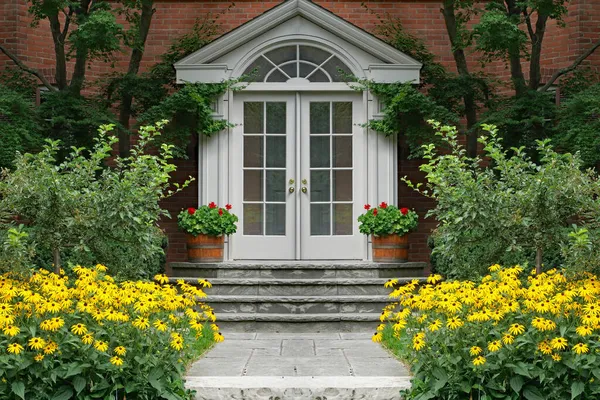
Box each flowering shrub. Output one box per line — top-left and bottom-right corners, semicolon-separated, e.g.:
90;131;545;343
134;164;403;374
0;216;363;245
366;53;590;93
0;266;221;399
178;202;238;236
358;202;418;236
375;266;600;399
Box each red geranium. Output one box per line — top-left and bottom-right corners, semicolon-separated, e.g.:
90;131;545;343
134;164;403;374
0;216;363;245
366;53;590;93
187;207;196;215
208;202;217;209
364;204;371;210
372;208;378;216
218;208;224;216
400;207;409;215
379;202;388;209
225;204;232;210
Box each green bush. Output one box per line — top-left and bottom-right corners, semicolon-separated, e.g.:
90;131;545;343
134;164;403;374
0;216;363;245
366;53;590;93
0;121;192;279
407;121;600;279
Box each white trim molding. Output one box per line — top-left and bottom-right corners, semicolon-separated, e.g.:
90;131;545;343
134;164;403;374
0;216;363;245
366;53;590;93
174;0;421;85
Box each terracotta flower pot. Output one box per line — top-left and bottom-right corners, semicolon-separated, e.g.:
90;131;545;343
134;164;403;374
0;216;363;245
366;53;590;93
186;234;224;263
372;234;409;263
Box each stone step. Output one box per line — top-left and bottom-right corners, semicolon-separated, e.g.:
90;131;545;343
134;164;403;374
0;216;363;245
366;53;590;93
170;261;426;279
173;277;420;296
208;295;389;314
214;313;383;333
186;376;410;400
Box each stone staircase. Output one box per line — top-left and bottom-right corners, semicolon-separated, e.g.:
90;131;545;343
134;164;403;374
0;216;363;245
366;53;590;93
170;261;427;332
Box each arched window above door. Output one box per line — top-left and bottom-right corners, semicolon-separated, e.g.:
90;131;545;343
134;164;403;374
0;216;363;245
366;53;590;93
242;45;353;83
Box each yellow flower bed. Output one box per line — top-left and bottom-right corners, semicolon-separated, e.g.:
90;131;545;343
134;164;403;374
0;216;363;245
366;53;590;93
0;265;220;400
376;266;600;399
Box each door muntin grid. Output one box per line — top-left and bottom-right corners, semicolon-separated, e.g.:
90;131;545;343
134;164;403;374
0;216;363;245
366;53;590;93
309;101;353;236
243;102;287;236
242;45;353;83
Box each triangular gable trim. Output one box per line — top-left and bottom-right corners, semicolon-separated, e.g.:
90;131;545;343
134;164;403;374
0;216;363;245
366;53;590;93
175;0;422;68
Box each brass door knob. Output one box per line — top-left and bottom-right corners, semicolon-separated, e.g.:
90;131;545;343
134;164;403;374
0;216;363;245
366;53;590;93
301;187;307;193
289;187;295;193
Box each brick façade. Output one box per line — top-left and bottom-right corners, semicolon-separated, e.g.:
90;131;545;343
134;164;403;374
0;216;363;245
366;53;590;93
1;0;599;267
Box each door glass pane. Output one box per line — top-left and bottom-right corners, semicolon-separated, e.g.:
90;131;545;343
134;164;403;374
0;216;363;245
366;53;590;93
244;102;263;133
266;137;286;167
244;204;263;235
322;56;352;82
299;62;315;78
244;136;263;168
243;57;272;82
244;170;263;201
280;63;297;79
310;102;330;134
266;69;288;82
311;204;330;236
310;136;330;168
265;46;296;65
332;136;352;167
333;170;352;201
299;46;331;65
333;102;352;133
266;170;286;202
333;204;352;235
310;170;330;202
266;204;286;235
308;69;329;83
267;103;287;134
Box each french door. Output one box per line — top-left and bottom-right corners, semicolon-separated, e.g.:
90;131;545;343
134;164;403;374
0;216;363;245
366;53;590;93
231;92;365;260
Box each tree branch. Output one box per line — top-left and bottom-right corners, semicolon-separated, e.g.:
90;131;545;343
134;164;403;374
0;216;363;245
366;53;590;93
539;38;600;92
523;9;535;42
0;44;57;91
61;7;74;41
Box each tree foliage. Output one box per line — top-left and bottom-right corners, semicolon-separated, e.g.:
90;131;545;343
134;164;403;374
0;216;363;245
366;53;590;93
407;121;600;279
0;121;192;279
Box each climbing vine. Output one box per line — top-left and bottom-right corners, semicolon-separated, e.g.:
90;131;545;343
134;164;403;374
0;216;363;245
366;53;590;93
137;80;242;158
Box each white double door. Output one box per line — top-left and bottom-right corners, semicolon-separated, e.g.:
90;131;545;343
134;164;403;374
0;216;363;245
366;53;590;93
231;92;365;260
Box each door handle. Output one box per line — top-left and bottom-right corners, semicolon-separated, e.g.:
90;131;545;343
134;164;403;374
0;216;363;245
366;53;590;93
289;187;295;193
301;179;308;194
301;187;307;193
289;178;295;193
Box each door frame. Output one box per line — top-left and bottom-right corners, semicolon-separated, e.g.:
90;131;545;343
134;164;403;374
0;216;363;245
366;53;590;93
199;88;398;261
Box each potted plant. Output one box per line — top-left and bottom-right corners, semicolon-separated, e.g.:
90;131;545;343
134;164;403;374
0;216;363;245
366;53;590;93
178;202;238;263
358;202;418;263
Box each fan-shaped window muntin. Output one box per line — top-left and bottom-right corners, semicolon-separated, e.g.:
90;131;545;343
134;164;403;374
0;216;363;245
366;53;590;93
243;45;352;83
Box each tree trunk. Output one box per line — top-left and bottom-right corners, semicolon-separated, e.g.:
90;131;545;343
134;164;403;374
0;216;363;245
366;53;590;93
52;247;61;274
118;0;155;157
505;0;527;96
441;0;479;157
48;14;67;90
528;14;548;90
69;47;88;96
535;247;543;275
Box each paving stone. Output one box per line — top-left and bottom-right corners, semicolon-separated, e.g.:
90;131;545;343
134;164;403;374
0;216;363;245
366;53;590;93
244;355;297;376
349;358;410;377
187;358;246;376
281;339;315;357
293;356;352;376
342;345;391;358
220;332;257;340
339;332;373;340
256;332;341;339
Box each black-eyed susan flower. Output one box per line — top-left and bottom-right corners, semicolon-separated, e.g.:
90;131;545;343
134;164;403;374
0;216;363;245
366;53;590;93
550;337;568;350
154;274;169;285
81;334;94;345
114;346;126;356
470;346;482;356
7;343;23;354
502;334;514;345
132;317;150;330
446;317;463;330
487;340;502;352
28;337;46;350
576;325;593;337
213;332;224;343
71;323;87;336
34;354;44;362
472;356;486;366
94;340;108;352
508;323;525;335
572;343;589;355
110;356;124;366
3;325;19;336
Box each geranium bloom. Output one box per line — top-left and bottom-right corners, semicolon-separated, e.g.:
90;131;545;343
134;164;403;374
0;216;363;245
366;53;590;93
400;207;409;215
364;204;371;210
208;202;217;209
218;208;223;216
372;208;378;216
187;207;196;215
225;204;232;210
379;202;388;209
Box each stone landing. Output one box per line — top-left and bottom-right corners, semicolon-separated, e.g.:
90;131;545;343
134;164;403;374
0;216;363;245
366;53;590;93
186;332;411;400
170;261;427;332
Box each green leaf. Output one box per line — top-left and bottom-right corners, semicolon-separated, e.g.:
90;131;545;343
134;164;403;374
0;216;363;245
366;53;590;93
510;375;524;393
523;385;544;400
148;367;165;393
73;376;86;394
507;362;532;378
572;381;585;399
11;381;25;400
51;386;74;400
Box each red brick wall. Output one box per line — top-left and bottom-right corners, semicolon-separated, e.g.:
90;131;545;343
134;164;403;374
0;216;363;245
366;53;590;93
2;0;599;267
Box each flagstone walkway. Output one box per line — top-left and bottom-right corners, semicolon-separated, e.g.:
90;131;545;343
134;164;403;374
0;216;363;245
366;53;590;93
186;332;411;400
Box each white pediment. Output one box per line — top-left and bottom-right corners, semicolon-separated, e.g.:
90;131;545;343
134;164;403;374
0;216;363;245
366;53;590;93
174;0;421;85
